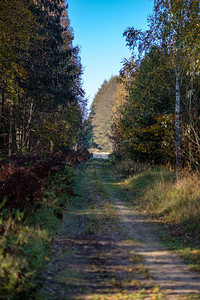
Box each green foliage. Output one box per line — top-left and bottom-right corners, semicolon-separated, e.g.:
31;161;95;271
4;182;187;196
34;105;83;152
111;48;175;163
0;0;87;155
0;165;75;299
0;0;34;84
111;0;200;169
77;118;94;150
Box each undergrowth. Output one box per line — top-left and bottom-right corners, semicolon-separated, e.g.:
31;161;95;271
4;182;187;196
113;157;200;273
110;156;153;178
0;164;75;300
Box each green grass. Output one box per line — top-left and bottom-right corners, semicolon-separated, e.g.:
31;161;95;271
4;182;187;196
0;166;75;300
121;167;175;202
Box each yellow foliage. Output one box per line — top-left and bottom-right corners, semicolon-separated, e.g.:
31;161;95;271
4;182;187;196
113;82;127;116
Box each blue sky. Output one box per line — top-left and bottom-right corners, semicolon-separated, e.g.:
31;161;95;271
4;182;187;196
68;0;154;107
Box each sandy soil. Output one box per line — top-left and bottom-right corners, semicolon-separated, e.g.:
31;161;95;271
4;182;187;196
115;200;200;298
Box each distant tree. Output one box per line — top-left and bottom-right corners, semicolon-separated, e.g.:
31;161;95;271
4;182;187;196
90;76;118;151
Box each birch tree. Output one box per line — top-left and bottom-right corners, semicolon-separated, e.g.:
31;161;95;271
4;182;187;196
123;0;200;170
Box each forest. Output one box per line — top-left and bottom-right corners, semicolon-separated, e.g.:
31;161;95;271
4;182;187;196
0;0;88;155
0;0;91;298
92;1;200;169
0;0;200;299
110;0;200;169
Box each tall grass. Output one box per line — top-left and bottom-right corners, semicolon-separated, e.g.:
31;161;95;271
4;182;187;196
121;167;200;235
119;165;200;271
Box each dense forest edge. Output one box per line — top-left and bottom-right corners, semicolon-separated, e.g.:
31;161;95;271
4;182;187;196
0;0;92;298
0;0;200;298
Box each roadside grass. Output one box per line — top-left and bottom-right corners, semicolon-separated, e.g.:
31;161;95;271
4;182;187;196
115;163;200;273
79;288;163;300
0;166;75;300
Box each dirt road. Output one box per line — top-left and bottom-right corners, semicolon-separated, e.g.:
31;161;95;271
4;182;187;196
92;152;110;159
37;159;200;299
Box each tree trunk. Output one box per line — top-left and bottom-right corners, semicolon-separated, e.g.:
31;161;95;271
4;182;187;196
24;102;34;151
8;102;17;155
188;78;193;169
0;89;5;136
175;59;181;170
0;90;5;152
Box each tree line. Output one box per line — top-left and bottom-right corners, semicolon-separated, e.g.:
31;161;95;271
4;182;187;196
90;76;118;151
111;0;200;170
0;0;87;155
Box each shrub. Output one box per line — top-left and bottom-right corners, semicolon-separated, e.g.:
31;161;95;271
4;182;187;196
0;150;90;212
0;167;43;210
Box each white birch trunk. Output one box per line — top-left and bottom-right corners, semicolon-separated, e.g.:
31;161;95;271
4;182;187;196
175;59;181;170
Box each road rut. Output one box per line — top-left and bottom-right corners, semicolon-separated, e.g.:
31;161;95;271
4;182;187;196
37;159;200;299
